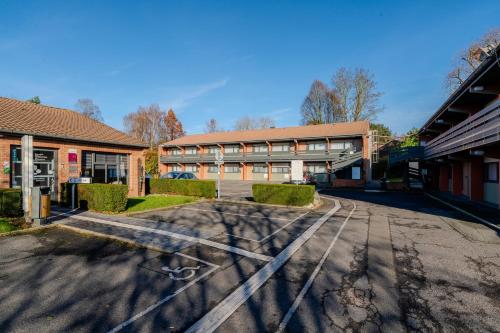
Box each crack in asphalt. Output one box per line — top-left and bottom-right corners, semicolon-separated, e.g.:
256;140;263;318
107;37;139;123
320;245;383;332
464;255;500;307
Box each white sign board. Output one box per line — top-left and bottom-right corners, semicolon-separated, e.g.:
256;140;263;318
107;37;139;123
291;160;303;182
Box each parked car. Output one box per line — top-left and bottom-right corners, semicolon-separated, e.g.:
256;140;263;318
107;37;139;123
160;171;198;180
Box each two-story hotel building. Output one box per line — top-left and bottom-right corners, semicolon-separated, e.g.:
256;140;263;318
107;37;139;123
159;121;371;187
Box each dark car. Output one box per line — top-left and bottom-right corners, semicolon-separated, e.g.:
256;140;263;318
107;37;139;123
160;171;197;180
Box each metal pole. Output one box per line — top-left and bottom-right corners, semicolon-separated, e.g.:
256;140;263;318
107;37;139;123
217;164;221;199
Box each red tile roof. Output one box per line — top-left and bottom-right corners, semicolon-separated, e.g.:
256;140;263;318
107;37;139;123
0;97;147;148
163;121;369;146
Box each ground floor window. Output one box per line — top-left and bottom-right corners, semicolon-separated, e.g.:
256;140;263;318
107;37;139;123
170;165;182;172
82;151;129;184
208;165;219;173
185;164;198;172
253;164;268;173
272;163;289;174
484;162;499;183
224;164;240;173
304;163;327;174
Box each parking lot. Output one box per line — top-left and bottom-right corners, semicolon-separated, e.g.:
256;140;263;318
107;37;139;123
1;191;499;332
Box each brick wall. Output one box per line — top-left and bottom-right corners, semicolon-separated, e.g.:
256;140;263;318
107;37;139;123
0;136;146;199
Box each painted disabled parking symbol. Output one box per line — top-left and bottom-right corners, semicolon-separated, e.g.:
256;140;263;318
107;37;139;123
161;265;201;281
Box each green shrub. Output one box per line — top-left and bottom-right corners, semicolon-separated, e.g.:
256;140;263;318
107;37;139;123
150;179;216;198
252;183;315;206
61;183;128;213
0;189;22;217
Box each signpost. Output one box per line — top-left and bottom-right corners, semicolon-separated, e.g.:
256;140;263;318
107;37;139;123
215;150;224;199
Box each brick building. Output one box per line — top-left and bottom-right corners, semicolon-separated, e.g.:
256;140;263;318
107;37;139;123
419;44;500;208
159;121;371;186
0;97;148;201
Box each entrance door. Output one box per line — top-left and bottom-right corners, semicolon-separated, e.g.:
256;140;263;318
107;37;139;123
33;149;57;201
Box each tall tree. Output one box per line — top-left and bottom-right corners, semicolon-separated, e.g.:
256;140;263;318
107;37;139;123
400;128;419;148
164;108;185;141
300;67;383;125
445;28;500;93
26;96;41;104
234;116;276;131
205;118;223;133
370;123;393;145
75;98;103;121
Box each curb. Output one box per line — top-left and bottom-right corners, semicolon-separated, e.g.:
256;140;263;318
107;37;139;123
0;223;57;237
425;192;500;232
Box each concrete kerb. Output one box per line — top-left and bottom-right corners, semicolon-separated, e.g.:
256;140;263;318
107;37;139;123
121;198;209;217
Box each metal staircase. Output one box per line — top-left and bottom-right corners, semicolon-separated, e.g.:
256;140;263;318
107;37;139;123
331;151;363;171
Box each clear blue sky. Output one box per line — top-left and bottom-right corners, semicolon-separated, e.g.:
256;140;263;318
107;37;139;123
1;1;499;135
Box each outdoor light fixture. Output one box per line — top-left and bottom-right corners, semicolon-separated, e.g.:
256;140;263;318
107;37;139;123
471;86;485;92
436;158;444;163
470;150;485;156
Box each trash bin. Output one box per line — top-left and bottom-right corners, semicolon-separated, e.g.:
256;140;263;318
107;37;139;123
31;186;51;225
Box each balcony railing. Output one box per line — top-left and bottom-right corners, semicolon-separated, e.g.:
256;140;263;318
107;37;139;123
424;100;500;159
160;149;363;164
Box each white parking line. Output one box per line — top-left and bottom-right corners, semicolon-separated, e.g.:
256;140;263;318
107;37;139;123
184;199;341;333
59;213;272;262
108;253;219;333
180;206;292;222
276;200;356;332
226;211;310;243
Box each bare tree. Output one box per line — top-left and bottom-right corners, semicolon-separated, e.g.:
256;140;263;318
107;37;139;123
75;98;103;121
123;105;185;148
445;28;500;93
205;118;224;133
234;116;276;130
301;68;382;125
300;80;332;125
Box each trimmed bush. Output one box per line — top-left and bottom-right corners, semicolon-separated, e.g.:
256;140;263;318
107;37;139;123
0;189;22;217
61;183;128;213
150;179;216;198
252;183;315;206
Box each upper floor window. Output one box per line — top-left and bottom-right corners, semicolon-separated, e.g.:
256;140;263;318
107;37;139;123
330;141;352;150
170;149;181;155
271;144;290;152
208;146;220;154
185;147;197;155
225;145;240;154
253;144;268;153
307;142;326;151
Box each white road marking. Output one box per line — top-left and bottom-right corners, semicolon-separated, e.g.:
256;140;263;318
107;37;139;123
59;213;272;262
276;200;356;332
107;253;220;332
180;206;292;221
184;199;341;333
425;193;500;232
226;211;310;243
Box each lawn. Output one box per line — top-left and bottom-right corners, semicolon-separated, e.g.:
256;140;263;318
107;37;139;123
125;195;197;213
0;217;19;234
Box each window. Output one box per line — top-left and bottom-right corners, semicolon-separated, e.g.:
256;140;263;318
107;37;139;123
208;165;219;173
171;165;181;172
225;145;240;154
208;146;220;154
170;149;181;155
253;144;268;153
185;164;198;172
307;142;326;151
224;164;240;173
82;151;129;184
185;147;197;155
272;163;289;174
330;141;352;150
272;144;290;152
253;164;268;173
305;164;326;174
484;162;499;183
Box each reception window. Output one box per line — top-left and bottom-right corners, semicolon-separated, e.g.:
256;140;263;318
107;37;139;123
82;151;129;184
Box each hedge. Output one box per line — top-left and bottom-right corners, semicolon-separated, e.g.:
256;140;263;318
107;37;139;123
150;179;216;198
61;183;128;213
252;183;315;206
0;189;22;217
